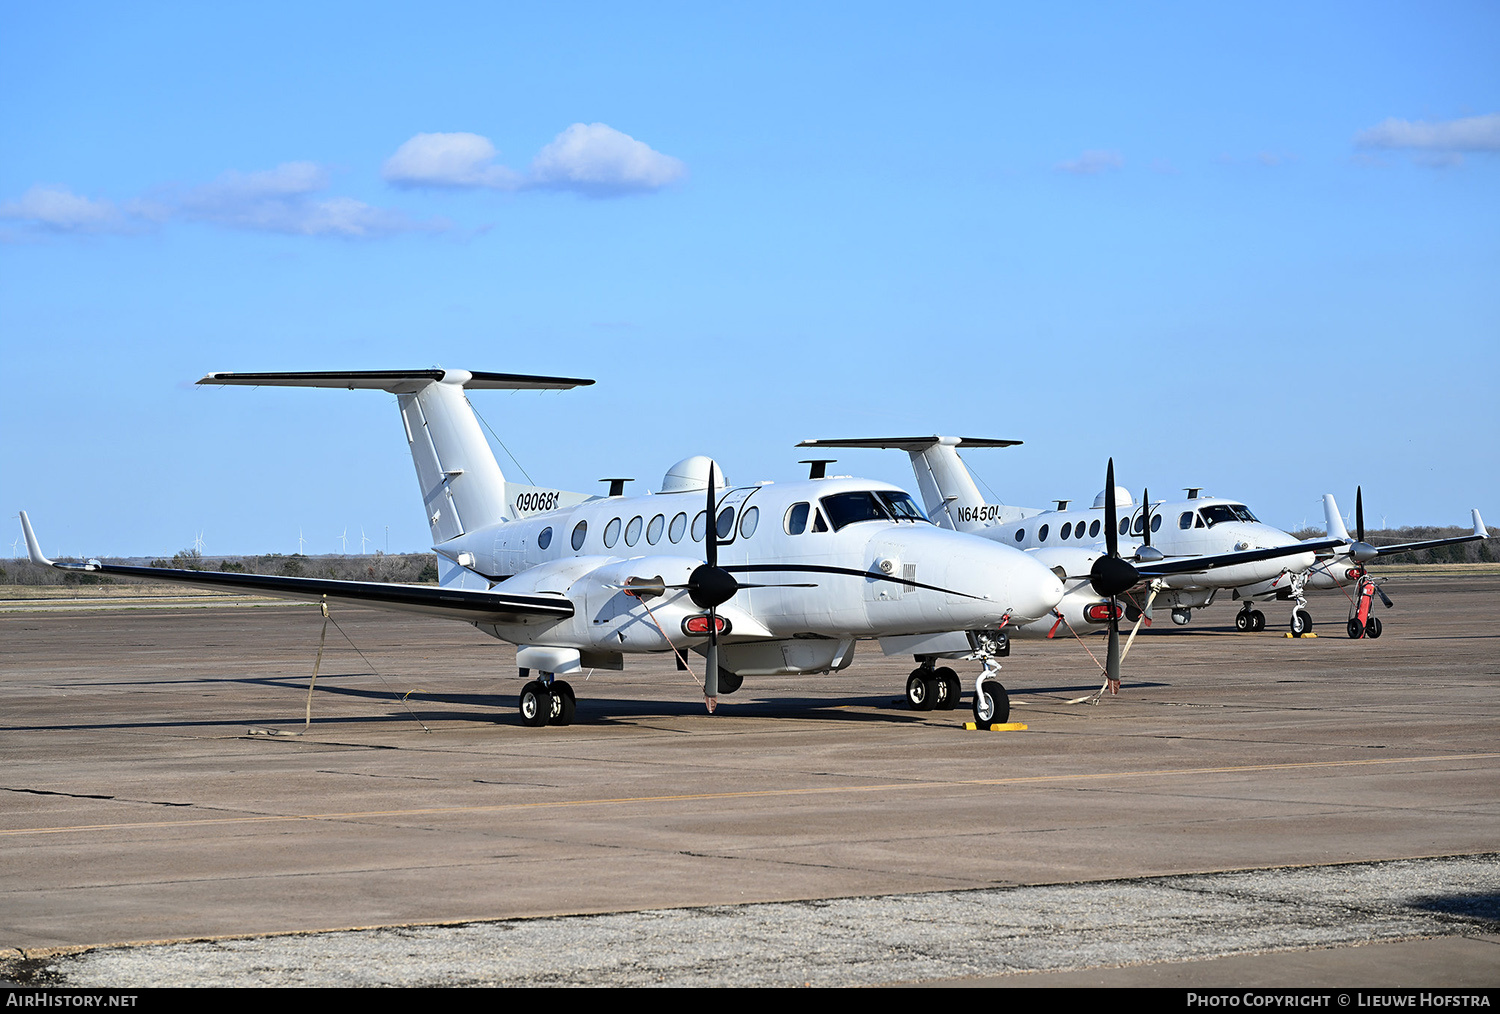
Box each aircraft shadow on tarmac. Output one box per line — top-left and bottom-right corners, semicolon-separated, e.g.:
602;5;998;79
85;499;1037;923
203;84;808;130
1408;890;1500;924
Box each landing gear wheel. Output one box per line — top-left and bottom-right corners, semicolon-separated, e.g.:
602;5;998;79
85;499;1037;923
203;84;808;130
519;681;552;728
934;667;962;710
716;668;743;695
973;680;1009;725
1235;610;1250;632
1249;610;1266;632
1290;610;1313;636
1347;618;1364;639
1365;617;1383;639
906;671;938;711
548;681;576;726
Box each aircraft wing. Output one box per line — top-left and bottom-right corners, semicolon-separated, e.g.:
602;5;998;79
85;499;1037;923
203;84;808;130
19;514;572;625
1370;510;1488;558
1132;539;1348;578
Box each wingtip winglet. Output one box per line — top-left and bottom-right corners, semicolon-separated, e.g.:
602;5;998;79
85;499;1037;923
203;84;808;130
18;511;53;567
1474;509;1488;540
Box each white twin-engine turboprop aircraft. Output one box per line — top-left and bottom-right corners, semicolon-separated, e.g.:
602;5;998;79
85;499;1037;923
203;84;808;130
20;370;1065;728
797;437;1353;642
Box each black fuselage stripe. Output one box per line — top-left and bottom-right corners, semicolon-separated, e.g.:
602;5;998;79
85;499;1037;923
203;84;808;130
724;563;981;600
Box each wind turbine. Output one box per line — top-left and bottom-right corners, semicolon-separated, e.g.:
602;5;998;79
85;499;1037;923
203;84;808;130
339;528;348;554
297;528;306;556
360;527;370;555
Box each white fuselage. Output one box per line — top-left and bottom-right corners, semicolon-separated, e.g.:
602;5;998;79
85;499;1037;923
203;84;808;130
433;476;1065;666
968;497;1312;637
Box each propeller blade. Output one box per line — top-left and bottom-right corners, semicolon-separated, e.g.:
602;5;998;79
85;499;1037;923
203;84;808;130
705;464;718;571
1105;597;1121;694
1090;458;1139;597
704;606;720;710
1376;584;1394;609
1356;487;1365;544
1104;458;1119;559
1142;487;1151;548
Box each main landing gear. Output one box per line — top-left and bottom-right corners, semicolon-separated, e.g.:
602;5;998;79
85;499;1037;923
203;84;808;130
906;665;962;711
907;643;1010;725
1235;604;1267;632
518;673;576;727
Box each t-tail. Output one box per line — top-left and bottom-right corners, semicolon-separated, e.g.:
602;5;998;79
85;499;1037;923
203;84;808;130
197;369;594;544
795;436;1036;532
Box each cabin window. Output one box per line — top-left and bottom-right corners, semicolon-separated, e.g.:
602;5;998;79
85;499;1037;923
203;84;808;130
647;514;665;545
1038;524;1049;542
740;506;760;538
1015;528;1026;542
669;512;688;543
716;507;735;539
625;516;643;547
1089;520;1100;538
538;527;552;550
1076;523;1087;540
1061;522;1072;540
1133;515;1144;535
786;502;810;535
1151;514;1162;533
691;511;707;542
603;518;621;548
1179;512;1193;530
1119;518;1130;536
570;521;587;551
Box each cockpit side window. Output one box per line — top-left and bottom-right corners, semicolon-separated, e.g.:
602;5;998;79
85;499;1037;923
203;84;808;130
785;502;810;535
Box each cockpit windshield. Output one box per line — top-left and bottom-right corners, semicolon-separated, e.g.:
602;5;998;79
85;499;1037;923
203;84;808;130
815;491;925;531
877;491;929;523
819;492;889;531
1199;503;1259;527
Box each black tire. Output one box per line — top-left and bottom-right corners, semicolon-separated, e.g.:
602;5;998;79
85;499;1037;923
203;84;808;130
716;668;743;694
519;681;552;728
972;680;1009;725
1235;611;1250;632
1366;616;1383;639
547;681;576;726
1290;610;1313;636
1347;618;1364;639
1249;610;1265;632
906;672;937;711
934;667;962;710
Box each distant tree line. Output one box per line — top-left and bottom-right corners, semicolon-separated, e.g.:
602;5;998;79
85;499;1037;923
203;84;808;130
1;551;440;587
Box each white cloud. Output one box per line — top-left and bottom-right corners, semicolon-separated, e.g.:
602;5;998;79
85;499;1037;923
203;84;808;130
382;124;686;197
529;123;686;195
1355;113;1500;153
0;185;131;233
382;132;524;189
1055;149;1124;175
178;162;445;237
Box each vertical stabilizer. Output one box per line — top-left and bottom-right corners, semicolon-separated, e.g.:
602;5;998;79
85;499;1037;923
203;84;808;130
198;369;593;544
795;436;1032;532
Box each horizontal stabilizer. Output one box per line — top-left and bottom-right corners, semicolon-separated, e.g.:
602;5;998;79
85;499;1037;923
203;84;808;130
797;436;1021;451
198;369;593;394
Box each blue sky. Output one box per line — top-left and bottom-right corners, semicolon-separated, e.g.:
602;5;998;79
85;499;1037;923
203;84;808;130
5;2;1497;557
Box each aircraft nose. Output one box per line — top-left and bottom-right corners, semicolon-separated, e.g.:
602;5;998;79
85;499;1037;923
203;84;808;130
943;537;1065;623
1006;552;1065;622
